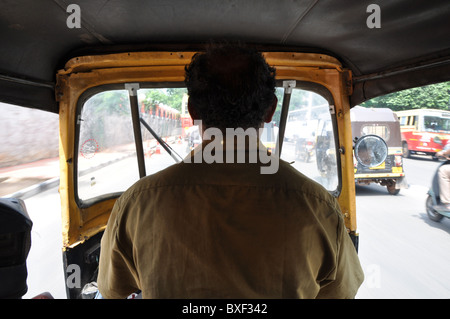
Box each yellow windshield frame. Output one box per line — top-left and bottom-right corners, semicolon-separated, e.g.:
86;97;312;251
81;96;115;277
56;51;356;248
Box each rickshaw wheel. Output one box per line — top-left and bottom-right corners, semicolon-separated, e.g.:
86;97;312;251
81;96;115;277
426;195;443;222
386;182;400;195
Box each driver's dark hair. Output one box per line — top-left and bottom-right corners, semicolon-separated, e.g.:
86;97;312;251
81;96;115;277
185;43;276;130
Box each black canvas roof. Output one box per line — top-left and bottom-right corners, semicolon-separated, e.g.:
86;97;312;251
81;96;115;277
1;0;449;113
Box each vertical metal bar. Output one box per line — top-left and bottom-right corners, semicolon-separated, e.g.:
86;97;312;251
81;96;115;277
275;80;296;156
139;117;182;163
125;83;146;178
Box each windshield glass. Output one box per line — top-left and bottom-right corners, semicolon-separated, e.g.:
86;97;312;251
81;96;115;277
77;88;190;201
423;115;450;133
275;88;339;191
77;86;339;201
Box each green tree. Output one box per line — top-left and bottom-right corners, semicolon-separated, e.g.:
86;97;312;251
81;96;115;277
88;90;129;116
361;81;450;111
142;88;186;113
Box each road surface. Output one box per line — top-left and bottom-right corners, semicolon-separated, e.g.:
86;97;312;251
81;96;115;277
355;155;450;298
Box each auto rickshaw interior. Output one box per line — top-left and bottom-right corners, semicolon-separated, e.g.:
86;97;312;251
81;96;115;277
0;1;449;299
59;52;352;298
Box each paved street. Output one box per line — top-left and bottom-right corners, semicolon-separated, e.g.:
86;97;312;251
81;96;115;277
355;156;450;298
22;186;66;299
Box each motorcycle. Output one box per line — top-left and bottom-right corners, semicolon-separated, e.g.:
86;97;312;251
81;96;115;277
295;136;315;163
425;159;450;222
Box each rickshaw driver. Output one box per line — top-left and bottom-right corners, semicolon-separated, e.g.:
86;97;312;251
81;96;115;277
97;44;364;299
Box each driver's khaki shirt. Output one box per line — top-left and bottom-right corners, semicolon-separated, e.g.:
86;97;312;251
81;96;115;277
98;141;364;299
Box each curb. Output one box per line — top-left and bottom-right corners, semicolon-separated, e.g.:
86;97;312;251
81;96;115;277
3;137;181;200
4;177;60;200
3;154;134;200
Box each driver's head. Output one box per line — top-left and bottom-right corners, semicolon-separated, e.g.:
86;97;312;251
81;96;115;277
185;43;277;131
